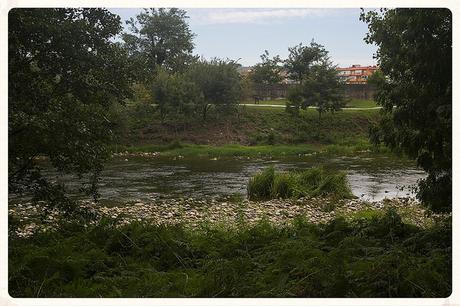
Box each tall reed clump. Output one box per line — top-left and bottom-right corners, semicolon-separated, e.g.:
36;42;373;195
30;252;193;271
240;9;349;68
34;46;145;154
247;166;275;200
248;166;354;200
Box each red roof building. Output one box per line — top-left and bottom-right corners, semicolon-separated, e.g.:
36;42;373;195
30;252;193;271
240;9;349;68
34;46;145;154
336;65;378;84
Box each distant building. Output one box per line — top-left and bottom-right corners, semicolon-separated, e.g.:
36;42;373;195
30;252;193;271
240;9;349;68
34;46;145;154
336;65;378;84
236;66;253;76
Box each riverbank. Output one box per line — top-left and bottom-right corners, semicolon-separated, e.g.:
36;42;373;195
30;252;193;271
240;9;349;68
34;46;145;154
112;142;386;159
120;106;380;147
9;198;451;298
9;196;441;238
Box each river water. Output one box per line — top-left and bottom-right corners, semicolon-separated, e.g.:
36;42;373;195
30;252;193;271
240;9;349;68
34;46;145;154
15;153;425;206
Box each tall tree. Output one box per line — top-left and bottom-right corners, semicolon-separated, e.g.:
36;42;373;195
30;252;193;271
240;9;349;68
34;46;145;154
285;42;345;119
122;8;196;81
250;51;283;84
248;50;283;100
186;59;242;121
151;69;200;124
284;41;328;83
8;8;131;210
360;8;452;212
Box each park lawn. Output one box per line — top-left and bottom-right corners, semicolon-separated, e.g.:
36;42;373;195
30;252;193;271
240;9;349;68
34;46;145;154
242;98;288;105
345;99;378;108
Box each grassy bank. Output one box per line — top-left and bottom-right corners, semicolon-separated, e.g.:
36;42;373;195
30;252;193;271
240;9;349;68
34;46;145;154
115;141;384;158
116;105;386;158
9;210;451;298
120;106;381;147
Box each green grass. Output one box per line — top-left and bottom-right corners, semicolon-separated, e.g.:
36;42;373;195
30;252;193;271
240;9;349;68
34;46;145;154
242;107;379;145
345;99;378;108
9;211;451;297
248;167;354;200
117;141;386;158
120;105;382;148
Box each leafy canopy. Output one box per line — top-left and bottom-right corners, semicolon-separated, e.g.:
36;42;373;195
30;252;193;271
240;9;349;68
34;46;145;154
285;42;345;119
185;59;242;120
122;8;196;80
284;41;328;83
151;69;200;124
249;50;283;86
360;8;452;212
8;8;132;209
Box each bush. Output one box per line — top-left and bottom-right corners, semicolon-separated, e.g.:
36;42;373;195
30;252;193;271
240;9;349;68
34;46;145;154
248;167;353;200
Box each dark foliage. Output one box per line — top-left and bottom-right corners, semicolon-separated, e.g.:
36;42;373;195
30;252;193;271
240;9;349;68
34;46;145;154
361;9;452;212
285;41;345;119
9;211;451;297
122;8;196;81
8;9;132;208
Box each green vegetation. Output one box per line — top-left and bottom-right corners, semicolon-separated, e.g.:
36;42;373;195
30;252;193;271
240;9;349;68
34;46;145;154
344;99;377;108
361;9;451;212
119;106;381;148
122;8;196;79
285;41;345;119
8;7;451;299
246;50;283;101
248;167;353;200
9;210;451;297
8;8;132;207
185;59;242;120
118;142;383;159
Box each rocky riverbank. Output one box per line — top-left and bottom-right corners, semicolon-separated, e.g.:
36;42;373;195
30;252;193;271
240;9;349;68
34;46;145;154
9;196;443;238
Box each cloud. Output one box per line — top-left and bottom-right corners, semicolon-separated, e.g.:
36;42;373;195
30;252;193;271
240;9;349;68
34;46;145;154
188;8;337;25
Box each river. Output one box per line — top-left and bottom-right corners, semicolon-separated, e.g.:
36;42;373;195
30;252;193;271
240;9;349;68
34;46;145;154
11;153;425;206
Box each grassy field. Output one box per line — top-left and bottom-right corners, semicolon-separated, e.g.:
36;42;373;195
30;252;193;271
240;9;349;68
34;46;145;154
9;210;451;298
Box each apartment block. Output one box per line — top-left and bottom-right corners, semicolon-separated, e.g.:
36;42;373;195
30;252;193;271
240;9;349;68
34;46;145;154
336;65;378;84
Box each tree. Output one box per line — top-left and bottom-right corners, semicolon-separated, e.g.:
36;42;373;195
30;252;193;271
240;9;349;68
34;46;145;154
285;42;345;120
8;8;132;210
284;41;328;83
151;69;200;125
185;59;242;121
122;8;196;81
249;51;283;100
360;8;452;212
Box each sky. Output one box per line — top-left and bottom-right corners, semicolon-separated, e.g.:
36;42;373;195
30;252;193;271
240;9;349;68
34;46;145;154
109;8;378;68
